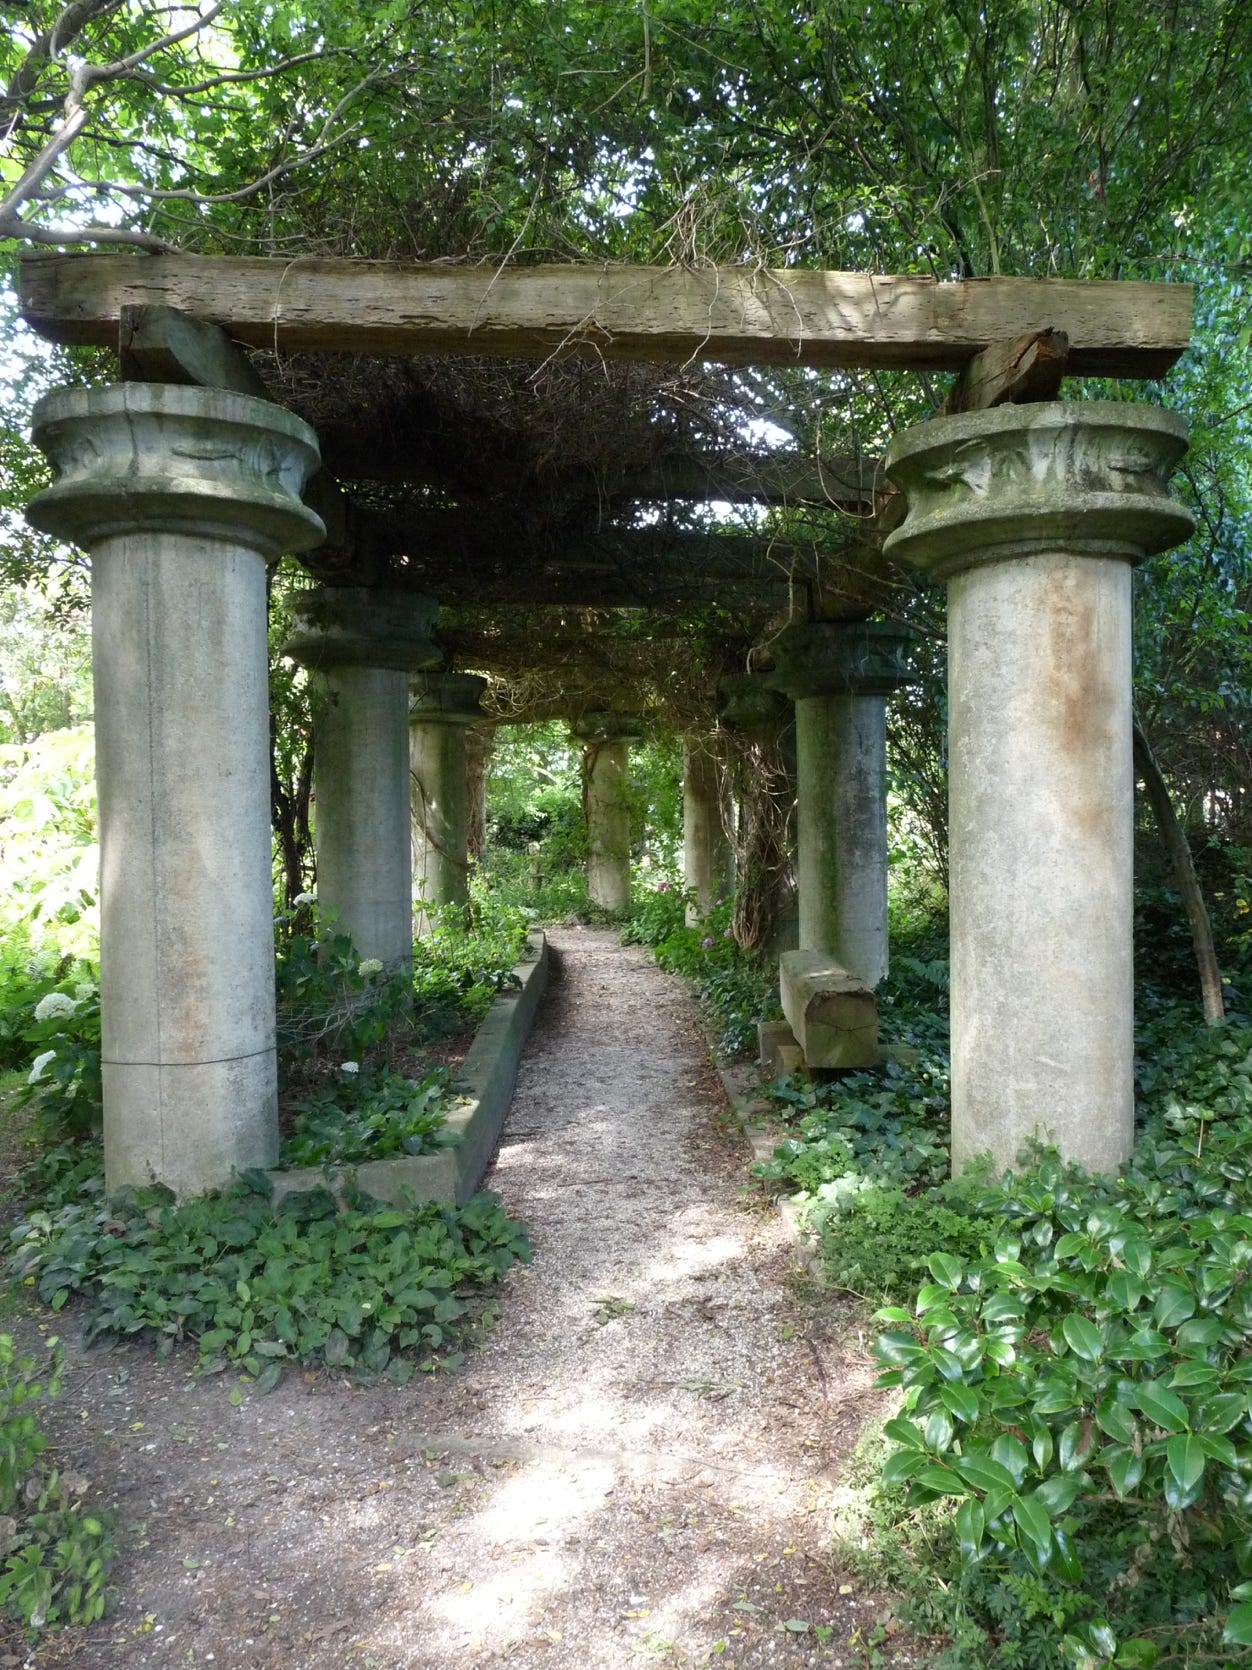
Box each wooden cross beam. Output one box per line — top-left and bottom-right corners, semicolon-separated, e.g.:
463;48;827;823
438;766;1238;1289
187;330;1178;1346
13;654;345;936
20;252;1191;376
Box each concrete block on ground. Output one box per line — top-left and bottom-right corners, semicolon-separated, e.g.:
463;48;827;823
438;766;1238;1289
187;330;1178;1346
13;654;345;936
757;1019;804;1078
779;951;879;1071
271;931;549;1209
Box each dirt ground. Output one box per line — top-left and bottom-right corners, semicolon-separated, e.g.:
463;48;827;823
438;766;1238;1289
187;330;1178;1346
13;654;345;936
1;927;918;1670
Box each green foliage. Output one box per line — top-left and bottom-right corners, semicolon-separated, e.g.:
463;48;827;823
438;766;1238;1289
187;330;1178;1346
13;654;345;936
753;1031;951;1201
13;979;101;1141
280;1065;460;1169
865;1006;1252;1668
274;915;415;1076
0;727;98;965
0;592;92;748
16;1138;104;1216
0;1335;111;1633
815;1179;996;1303
620;878;688;947
486;725;583;862
10;1177;530;1390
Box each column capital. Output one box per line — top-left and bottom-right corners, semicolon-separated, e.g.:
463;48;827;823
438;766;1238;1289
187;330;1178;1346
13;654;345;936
717;674;790;736
770;620;916;699
284;585;439;672
28;383;324;557
883;400;1194;581
410;671;488;726
571;711;644;744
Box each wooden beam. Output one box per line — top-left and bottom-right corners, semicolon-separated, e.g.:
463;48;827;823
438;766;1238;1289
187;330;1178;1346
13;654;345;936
118;303;270;398
20;253;1192;377
942;328;1070;414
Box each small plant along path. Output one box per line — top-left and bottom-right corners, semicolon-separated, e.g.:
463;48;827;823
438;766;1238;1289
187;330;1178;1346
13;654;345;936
9;927;907;1668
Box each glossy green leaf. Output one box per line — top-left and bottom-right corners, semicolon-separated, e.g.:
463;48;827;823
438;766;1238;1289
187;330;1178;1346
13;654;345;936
1165;1433;1206;1494
1062;1314;1104;1360
1011;1491;1053;1561
955;1498;985;1558
1133;1380;1189;1431
1104;1445;1144;1499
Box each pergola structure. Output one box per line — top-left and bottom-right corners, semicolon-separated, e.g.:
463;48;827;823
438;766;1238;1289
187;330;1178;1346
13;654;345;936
19;251;1195;1194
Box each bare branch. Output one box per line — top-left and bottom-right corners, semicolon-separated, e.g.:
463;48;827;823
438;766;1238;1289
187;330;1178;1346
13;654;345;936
82;2;227;85
0;102;90;220
0;211;177;250
124;50;324;100
0;0;123;141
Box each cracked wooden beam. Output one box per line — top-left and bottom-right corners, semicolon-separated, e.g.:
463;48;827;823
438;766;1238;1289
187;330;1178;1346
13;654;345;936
21;253;1191;376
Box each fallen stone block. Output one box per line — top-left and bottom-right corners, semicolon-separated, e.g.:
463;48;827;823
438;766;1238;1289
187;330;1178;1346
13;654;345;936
779;951;879;1071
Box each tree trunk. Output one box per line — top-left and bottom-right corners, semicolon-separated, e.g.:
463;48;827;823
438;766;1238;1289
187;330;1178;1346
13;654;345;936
1133;713;1225;1024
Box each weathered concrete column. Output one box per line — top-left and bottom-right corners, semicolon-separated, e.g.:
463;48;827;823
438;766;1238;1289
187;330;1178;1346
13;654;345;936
682;736;733;923
27;384;324;1196
885;402;1194;1174
410;672;488;931
572;714;642;914
285;588;439;967
465;724;495;866
718;675;798;954
770;622;914;984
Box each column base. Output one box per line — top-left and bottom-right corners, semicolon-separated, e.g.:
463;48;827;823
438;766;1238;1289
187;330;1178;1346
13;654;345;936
103;1051;278;1199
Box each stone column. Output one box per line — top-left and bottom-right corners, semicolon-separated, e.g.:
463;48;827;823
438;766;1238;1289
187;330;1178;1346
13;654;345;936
572;714;642;914
770;622;914;984
884;401;1194;1174
285;588;439;968
410;672;488;931
465;724;495;866
682;737;732;924
718;675;798;954
27;384;324;1197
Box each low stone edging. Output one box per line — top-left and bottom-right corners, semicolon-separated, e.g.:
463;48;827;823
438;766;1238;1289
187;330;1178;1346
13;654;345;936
270;929;549;1209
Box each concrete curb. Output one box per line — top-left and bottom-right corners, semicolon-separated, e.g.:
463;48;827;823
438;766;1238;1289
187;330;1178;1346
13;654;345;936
700;1024;826;1287
271;930;549;1208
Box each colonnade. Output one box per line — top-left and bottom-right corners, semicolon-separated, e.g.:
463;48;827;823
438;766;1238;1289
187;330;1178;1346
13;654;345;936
26;382;1195;1193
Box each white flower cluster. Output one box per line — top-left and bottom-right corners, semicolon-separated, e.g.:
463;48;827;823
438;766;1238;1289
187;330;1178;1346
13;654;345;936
34;991;79;1023
357;957;384;978
28;1050;56;1085
294;891;316;906
340;1061;360;1075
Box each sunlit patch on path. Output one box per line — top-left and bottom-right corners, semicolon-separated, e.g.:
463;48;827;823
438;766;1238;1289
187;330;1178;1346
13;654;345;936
19;926;907;1669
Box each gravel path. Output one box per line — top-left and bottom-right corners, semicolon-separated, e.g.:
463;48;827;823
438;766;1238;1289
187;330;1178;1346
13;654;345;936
11;926;907;1670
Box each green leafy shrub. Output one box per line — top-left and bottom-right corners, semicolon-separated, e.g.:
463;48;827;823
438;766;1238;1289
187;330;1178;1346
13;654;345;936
280;1065;461;1168
754;1052;951;1198
625;891;781;1055
816;1177;997;1301
17;1137;104;1214
0;1334;111;1632
13;979;101;1140
875;1120;1252;1666
11;1177;530;1390
0;728;99;969
621;878;688;947
275;916;414;1074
